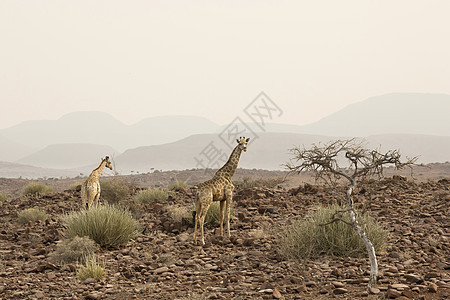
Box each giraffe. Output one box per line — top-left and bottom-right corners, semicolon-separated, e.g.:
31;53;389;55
193;137;250;245
81;156;113;209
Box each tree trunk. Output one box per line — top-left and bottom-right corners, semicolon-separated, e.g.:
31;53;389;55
346;182;378;289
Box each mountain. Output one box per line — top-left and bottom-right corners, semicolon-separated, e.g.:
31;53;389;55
0;134;36;162
114;132;450;174
17;143;118;170
0;161;79;179
301;93;450;137
0;112;220;153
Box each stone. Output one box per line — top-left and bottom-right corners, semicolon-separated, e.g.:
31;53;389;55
305;281;316;287
388;266;399;273
86;292;103;300
153;266;170;274
404;274;423;283
369;287;380;294
391;283;409;290
34;291;45;299
83;278;97;284
387;288;402;298
428;283;438;293
331;281;344;288
273;288;282;299
333;288;348;294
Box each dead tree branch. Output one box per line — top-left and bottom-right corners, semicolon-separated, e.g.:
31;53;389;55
285;138;418;289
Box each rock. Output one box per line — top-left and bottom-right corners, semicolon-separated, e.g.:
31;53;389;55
369;287;380;294
424;272;439;280
391;283;409;290
273;288;282;299
388;266;399;273
387;288;402;298
331;281;344;288
401;290;416;299
86;291;103;299
428;282;438;293
176;233;189;243
333;288;348;294
304;281;316;287
83;278;97;284
34;291;45;298
153;266;169;274
404;274;423;283
259;288;273;294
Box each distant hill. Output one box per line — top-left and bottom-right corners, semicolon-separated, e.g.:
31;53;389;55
17;143;118;170
0;112;220;153
301;93;450;136
114;132;450;174
0;161;79;179
0;135;36;162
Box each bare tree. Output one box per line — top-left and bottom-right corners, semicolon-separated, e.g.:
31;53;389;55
285;139;417;289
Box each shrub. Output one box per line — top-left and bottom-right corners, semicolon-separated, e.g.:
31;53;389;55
168;180;188;191
17;208;48;224
76;256;106;281
278;204;388;259
166;205;192;225
133;188;168;204
68;182;82;191
64;204;141;248
22;183;54;195
204;202;234;227
233;177;285;189
0;192;7;202
100;179;131;204
50;236;99;264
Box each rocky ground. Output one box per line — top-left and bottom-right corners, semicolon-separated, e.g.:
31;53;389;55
0;170;449;299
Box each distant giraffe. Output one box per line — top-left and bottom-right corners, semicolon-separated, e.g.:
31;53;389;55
193;137;250;245
81;156;113;209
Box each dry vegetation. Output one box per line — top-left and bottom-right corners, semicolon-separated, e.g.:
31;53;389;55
0;167;448;299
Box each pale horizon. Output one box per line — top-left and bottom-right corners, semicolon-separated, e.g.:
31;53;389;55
1;1;450;129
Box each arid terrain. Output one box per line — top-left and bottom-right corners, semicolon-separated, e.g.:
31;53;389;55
0;166;449;299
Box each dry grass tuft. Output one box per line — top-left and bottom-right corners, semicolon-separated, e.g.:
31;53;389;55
64;204;141;248
278;204;388;259
76;256;106;281
50;236;99;264
17;208;48;224
22;183;53;195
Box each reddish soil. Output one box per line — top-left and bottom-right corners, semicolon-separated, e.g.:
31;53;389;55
0;168;449;299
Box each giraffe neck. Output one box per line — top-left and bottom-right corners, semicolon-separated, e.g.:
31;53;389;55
90;160;107;180
215;145;243;179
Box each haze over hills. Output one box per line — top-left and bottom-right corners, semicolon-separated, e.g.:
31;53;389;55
0;135;36;162
0;93;449;177
0;113;220;154
113;132;450;174
301;93;450;137
17;144;118;170
0;161;79;179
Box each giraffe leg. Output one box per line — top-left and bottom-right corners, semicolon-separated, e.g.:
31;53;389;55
225;188;233;239
198;202;211;246
94;193;100;207
219;200;225;236
199;211;207;246
193;207;200;244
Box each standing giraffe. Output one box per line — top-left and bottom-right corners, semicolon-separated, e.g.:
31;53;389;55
193;137;250;245
81;156;113;209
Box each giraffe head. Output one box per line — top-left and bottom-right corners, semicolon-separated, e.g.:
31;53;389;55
236;137;250;152
104;156;113;170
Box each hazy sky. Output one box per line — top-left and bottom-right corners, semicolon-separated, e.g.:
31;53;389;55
1;1;450;129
